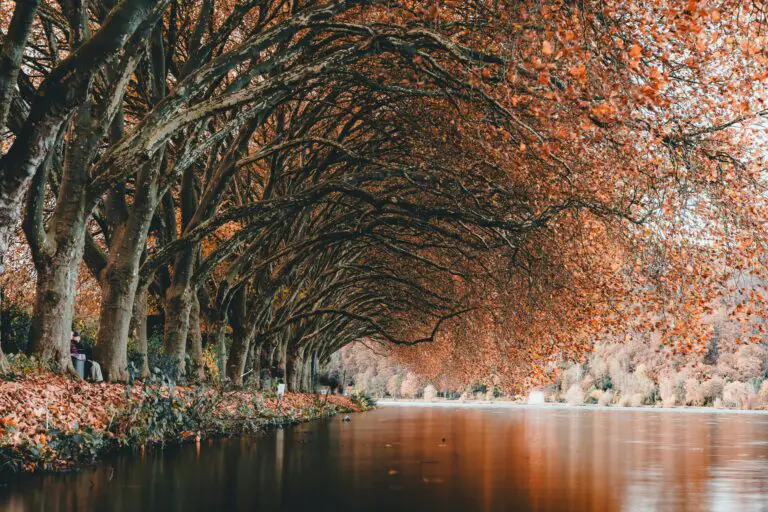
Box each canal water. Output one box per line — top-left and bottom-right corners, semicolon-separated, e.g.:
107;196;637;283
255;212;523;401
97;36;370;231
2;404;768;511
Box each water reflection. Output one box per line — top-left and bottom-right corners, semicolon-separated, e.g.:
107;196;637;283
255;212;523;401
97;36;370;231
2;406;768;511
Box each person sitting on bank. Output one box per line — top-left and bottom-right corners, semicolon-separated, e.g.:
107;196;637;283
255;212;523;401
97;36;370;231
70;331;103;382
70;331;82;355
70;331;87;378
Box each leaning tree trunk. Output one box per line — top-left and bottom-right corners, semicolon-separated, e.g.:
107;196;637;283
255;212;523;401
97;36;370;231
226;327;253;387
26;112;90;376
25;178;86;374
94;168;159;382
163;245;196;375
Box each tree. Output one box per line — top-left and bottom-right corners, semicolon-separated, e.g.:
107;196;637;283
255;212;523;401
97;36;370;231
0;0;766;393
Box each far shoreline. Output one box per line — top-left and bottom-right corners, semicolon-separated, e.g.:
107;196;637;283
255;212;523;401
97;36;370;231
376;399;768;415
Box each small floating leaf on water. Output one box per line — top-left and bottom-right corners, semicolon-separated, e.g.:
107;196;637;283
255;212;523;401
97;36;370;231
388;469;399;475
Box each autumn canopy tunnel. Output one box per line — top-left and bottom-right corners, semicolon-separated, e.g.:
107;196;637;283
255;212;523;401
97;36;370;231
0;0;766;396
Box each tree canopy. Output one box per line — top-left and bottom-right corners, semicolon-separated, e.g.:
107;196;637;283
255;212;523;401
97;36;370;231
0;0;767;391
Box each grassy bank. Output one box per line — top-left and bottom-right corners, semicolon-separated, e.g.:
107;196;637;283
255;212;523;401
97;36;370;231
0;363;370;474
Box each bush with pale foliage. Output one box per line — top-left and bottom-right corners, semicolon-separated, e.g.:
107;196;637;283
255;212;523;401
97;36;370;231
565;385;584;405
760;380;768;404
550;332;768;409
685;376;724;406
400;372;421;398
613;364;657;406
560;365;583;392
423;384;438;401
722;381;755;409
597;390;613;406
659;371;686;407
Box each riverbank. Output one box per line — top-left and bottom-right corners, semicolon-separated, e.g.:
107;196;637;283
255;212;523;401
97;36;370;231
0;372;367;474
377;399;768;414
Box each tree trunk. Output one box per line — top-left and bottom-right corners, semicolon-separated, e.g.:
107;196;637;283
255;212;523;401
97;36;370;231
277;342;287;387
25;108;89;376
250;342;262;390
163;285;192;376
163;245;196;374
213;318;228;384
225;327;252;387
286;346;299;392
94;167;160;382
295;348;307;392
302;352;314;393
27;230;85;375
187;292;204;381
94;264;136;382
130;283;151;378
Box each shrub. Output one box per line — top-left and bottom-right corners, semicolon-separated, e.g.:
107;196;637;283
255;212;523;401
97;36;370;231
685;376;724;406
659;371;685;407
618;393;645;407
201;345;221;383
400;373;420;398
0;304;31;354
112;375;222;446
1;353;51;381
560;364;583;392
759;380;768;404
722;381;754;409
612;364;657;405
423;384;438;401
589;357;612;391
716;353;741;382
350;392;376;410
597;390;613;406
684;378;705;406
703;376;725;402
579;375;595;392
565;385;584;405
46;426;108;466
735;345;768;381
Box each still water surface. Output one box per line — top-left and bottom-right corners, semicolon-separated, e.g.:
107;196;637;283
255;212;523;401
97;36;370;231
2;405;768;511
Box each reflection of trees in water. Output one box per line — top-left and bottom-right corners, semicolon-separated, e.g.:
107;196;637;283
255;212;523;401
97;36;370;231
519;410;768;511
5;409;768;511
